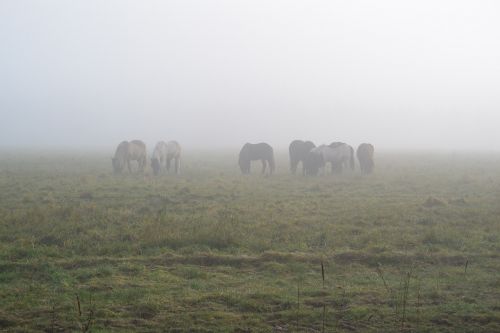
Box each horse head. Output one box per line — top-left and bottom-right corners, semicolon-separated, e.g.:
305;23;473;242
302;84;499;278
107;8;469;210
304;151;323;176
112;157;123;173
151;158;161;176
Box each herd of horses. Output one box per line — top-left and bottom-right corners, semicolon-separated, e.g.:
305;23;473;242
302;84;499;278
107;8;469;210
112;140;374;176
240;140;374;176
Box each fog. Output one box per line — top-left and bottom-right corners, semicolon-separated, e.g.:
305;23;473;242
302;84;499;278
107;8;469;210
1;0;499;151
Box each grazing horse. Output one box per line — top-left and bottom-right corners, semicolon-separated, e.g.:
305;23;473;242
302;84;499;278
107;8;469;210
328;142;355;172
305;143;354;175
151;141;182;175
357;143;374;174
238;142;275;175
289;140;316;175
112;140;147;173
303;149;325;176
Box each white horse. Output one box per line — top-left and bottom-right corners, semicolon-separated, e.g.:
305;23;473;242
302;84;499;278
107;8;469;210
151;141;182;175
310;143;354;174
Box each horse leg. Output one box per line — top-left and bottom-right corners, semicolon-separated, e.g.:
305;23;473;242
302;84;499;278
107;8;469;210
166;157;171;173
175;157;180;174
261;160;267;174
127;159;132;173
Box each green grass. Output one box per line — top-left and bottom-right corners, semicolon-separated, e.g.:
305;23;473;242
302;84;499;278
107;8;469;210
0;149;499;332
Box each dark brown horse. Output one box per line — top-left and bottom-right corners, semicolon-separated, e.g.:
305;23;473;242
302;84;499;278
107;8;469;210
303;149;324;176
289;140;316;175
238;143;275;175
356;143;374;174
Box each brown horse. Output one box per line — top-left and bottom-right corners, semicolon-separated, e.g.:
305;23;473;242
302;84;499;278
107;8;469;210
289;140;316;175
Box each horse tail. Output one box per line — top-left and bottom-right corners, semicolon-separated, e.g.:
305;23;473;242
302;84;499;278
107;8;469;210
349;146;355;170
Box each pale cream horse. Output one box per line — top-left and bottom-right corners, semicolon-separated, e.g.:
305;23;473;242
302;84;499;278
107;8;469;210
151;141;182;175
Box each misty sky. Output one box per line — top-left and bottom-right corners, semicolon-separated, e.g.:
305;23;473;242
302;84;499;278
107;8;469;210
1;1;499;150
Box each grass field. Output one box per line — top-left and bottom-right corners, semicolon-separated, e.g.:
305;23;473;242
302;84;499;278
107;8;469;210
0;149;499;332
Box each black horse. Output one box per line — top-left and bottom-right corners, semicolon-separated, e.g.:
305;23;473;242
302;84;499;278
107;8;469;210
357;143;375;174
303;149;324;176
289;140;316;175
238;143;275;175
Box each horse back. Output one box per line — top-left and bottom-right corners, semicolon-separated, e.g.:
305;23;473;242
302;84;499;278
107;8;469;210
240;142;274;162
253;143;273;160
128;140;147;160
166;141;181;157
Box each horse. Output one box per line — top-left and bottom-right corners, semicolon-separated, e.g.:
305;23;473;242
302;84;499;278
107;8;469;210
289;140;316;175
151;141;182;175
112;140;147;173
238;142;275;175
357;143;374;174
328;142;355;172
305;143;354;175
303;149;325;176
